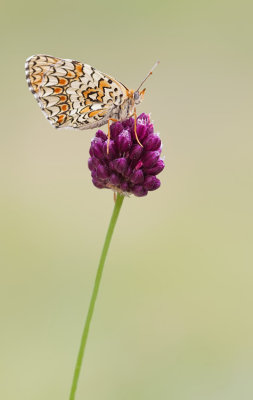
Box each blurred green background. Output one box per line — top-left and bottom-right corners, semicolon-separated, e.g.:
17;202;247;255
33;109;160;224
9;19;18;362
1;0;253;399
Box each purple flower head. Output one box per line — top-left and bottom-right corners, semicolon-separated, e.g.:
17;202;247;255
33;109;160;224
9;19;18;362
88;114;165;197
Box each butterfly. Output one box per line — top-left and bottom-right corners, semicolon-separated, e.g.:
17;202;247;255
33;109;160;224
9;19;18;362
25;55;159;150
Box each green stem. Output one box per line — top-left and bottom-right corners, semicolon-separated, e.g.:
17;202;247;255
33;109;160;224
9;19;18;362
69;193;124;400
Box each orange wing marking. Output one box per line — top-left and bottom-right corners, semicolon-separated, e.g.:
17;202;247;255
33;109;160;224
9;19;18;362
59;78;68;86
57;114;66;124
80;106;91;114
97;80;111;102
88;110;102;118
60;104;68;112
53;87;63;94
75;64;83;77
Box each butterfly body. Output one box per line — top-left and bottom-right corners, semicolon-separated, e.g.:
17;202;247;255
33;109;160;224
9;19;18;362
25;55;145;130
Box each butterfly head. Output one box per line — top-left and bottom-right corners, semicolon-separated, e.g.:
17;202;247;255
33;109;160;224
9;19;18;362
127;88;146;106
133;89;146;104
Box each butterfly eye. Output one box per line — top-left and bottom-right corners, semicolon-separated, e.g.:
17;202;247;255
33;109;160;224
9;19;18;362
134;91;140;101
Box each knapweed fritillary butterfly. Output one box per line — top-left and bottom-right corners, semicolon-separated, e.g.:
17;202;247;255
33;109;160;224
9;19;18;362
25;55;159;150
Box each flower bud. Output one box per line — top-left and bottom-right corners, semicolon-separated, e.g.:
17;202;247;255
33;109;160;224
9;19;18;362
110;158;128;175
103;140;117;160
137;113;150;124
136;122;148;141
109;173;121;186
144;176;161;191
123;117;134;130
96;164;109;180
96;130;107;141
129;169;144;184
116;129;132;153
141;151;160;168
129;144;143;160
91;137;104;159
88;156;99;171
146;123;154;136
132;185;148;197
143;134;161;151
144;159;165;175
92;178;104;189
110;121;123;139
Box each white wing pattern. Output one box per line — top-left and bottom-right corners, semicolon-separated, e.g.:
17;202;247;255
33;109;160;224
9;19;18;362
25;55;129;129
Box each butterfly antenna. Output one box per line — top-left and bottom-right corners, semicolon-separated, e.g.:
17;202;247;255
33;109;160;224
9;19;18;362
136;61;160;91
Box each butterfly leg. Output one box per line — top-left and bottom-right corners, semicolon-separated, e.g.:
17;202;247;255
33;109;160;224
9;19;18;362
107;118;118;154
133;108;143;148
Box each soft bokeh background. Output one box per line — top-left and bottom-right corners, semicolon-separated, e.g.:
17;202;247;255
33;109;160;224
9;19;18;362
1;0;252;399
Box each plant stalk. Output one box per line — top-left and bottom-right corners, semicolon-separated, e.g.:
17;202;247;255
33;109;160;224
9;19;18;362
69;193;124;400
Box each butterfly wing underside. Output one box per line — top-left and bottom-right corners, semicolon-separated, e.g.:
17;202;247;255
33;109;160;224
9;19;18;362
25;55;128;129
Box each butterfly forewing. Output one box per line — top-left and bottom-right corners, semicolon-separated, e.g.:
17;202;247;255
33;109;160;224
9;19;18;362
25;55;128;129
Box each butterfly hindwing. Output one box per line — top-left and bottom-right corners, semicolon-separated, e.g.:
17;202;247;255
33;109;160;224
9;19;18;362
25;55;128;129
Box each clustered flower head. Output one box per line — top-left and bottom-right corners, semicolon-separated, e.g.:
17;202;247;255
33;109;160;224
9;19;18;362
88;113;165;197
